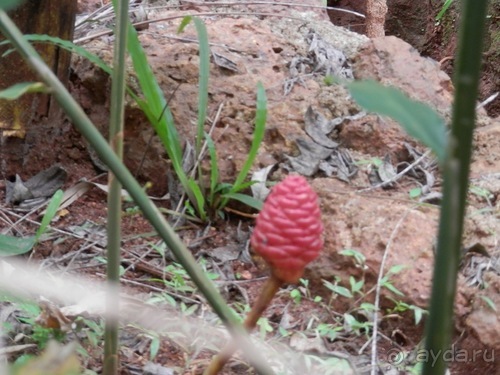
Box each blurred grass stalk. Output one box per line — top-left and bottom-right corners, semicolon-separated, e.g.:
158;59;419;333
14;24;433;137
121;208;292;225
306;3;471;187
103;0;129;374
0;9;276;375
423;1;489;375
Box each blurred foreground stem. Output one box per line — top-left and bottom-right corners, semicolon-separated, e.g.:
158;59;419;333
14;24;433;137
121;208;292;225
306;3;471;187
205;275;283;375
103;0;129;374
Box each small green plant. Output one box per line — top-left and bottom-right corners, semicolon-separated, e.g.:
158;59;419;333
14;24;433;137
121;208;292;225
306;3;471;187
379;264;406;297
147;261;219;308
409;187;423;199
387;298;428;325
94;256;126;277
323;277;357;299
354;157;383;168
289;278;322;305
75;317;105;352
256;317;274;340
323;74;335;86
339;248;367;269
0;189;63;256
142;329;162;360
342;312;373;336
316;323;343;340
128;16;267;221
469;184;493;204
0;295;65;350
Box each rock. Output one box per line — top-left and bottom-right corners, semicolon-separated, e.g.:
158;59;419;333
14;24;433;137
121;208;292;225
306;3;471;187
354;36;454;109
466;271;500;351
307;177;437;308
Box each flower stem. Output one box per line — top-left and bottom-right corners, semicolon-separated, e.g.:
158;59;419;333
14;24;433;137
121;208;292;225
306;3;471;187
204;274;284;375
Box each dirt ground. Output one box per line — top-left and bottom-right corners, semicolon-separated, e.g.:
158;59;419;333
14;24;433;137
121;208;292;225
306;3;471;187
1;1;499;374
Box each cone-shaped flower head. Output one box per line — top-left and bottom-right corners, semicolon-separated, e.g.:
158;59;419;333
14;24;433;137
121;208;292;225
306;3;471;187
251;175;323;283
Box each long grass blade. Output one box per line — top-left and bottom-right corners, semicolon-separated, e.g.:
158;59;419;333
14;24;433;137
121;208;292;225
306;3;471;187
229;82;267;196
187;178;207;221
34;190;63;242
204;132;219;207
221;193;263;211
191;17;210;157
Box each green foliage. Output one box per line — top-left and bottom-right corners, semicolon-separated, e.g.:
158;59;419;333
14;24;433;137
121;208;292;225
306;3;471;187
125;15;266;221
348;80;447;163
409;187;423;199
257;317;273;340
323;74;335;86
178;17;210;157
313;251;424;344
339;248;366;268
76;317;105;350
323;278;353;299
223;83;267;202
0;189;63;256
480;295;497;311
0;294;65;350
469;184;494;203
289;278;322;305
343;313;372;335
94;256;126;276
388;298;428;325
147;261;219;310
0;0;24;11
436;0;454;21
0;82;50;99
0;34;112;77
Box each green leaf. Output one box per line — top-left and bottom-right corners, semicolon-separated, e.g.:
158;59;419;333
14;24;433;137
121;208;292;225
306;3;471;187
0;0;24;11
0;34;113;76
221;192;263;210
382;281;405;297
0;82;49;100
192;17;210;156
35;190;63;241
343;313;357;326
348;80;447;163
150;336;160;359
231;82;267;191
480;295;497;312
339;248;366;266
124;21;186;186
323;280;353;298
387;264;407;275
360;302;376;312
187;179;206;221
409;187;422;199
411;305;426;325
0;234;35;256
436;0;454;21
226;179;258;194
205;132;219;206
349;276;364;294
177;15;193;33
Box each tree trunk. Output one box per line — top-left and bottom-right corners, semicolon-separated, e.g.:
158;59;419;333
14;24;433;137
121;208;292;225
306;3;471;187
0;0;77;178
366;0;388;38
